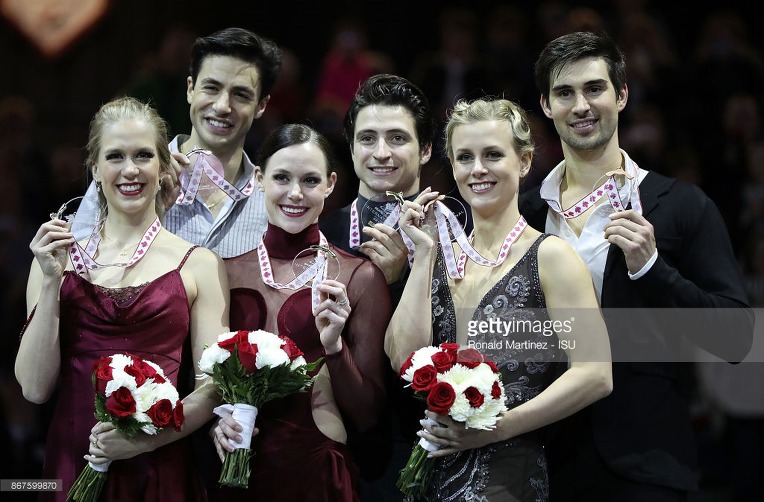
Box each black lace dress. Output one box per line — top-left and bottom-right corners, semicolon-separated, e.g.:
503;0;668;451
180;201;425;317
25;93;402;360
424;234;564;502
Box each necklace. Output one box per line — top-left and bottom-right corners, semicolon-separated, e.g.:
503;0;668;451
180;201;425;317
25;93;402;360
69;218;161;277
102;234;145;257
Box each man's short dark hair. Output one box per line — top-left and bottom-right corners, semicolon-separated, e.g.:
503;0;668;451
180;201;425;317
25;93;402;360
343;74;435;154
189;27;282;101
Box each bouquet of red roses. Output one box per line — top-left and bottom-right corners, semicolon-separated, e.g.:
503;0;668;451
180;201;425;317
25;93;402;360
198;329;321;488
396;342;507;499
67;353;184;502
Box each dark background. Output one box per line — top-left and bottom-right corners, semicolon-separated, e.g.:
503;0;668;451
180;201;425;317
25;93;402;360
1;1;763;500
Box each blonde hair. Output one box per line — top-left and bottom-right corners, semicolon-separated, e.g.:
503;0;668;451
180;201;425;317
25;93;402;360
86;96;172;219
444;98;535;167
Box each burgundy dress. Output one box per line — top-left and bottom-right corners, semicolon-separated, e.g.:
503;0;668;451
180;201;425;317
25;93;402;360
220;223;392;502
24;247;206;502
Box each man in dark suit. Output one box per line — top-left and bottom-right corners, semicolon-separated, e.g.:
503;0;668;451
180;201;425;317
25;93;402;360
320;73;436;501
519;31;753;502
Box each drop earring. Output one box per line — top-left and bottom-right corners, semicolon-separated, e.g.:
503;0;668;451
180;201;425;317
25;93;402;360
95;181;102;193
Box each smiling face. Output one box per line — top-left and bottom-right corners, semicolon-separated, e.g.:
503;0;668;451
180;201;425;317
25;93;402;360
540;56;626;155
92;118;161;218
451;120;530;219
350;104;431;199
256;142;336;234
185;55;268;155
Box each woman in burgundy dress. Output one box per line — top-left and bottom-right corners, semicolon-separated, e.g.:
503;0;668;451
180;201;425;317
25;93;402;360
214;123;392;502
16;97;229;501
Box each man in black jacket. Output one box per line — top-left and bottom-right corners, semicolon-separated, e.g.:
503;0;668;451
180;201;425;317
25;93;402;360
519;31;753;501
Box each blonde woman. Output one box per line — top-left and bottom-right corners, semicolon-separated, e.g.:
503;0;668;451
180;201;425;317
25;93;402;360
385;98;612;501
16;97;229;501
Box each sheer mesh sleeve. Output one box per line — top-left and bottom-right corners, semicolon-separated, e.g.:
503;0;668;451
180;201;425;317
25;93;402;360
328;256;392;432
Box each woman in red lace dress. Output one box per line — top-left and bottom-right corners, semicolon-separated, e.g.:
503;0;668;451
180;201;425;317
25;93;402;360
214;123;392;502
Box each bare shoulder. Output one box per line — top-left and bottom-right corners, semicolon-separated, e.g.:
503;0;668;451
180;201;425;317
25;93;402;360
157;230;222;269
537;235;590;282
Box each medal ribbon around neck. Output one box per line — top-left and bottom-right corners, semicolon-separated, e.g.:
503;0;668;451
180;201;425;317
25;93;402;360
258;230;333;310
175;148;255;205
559;167;643;219
69;217;161;277
433;203;527;279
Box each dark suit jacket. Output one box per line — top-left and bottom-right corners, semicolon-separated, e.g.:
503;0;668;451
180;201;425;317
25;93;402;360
519;170;754;491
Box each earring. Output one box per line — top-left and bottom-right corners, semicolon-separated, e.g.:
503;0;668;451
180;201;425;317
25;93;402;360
257;184;264;192
95;181;102;193
324;192;329;198
157;180;162;194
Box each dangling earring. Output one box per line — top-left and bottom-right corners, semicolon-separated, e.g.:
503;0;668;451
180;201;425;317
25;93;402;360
157;180;162;194
95;181;102;193
257;184;264;192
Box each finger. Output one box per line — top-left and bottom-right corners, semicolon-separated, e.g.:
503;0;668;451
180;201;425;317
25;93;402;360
171;151;191;171
362;225;407;252
411;187;440;206
314;281;346;298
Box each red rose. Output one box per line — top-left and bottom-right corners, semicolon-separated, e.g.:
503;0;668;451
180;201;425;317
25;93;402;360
131;357;162;382
279;336;303;359
93;357;113;394
439;343;459;360
426;382;456;415
218;331;248;352
399;354;415;378
491;381;502;400
146;398;174;428
431;351;455;372
236;341;258;373
124;364;147;387
464;386;485;408
173;400;184;432
411;365;438;392
485;360;500;373
105;386;136;417
456;348;484;368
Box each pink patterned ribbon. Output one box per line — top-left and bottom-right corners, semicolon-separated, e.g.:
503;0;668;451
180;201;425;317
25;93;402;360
69;218;161;277
257;231;334;310
175;149;254;206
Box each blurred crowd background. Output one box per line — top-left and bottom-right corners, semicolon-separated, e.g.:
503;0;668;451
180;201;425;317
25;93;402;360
1;0;762;500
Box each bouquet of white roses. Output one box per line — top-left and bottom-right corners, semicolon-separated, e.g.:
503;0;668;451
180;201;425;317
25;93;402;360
396;342;507;499
198;329;321;488
68;353;184;502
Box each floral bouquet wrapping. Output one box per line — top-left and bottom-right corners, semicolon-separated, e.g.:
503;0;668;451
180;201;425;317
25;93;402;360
68;354;184;502
198;330;321;488
396;342;507;499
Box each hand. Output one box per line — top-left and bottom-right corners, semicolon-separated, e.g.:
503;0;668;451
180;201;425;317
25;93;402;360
86;422;146;463
397;187;441;250
30;219;75;278
313;279;350;355
359;223;408;284
417;411;499;458
211;412;259;462
159;151;190;211
604;209;656;274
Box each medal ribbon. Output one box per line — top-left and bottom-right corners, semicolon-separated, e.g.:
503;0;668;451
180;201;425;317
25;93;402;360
258;230;333;310
69;217;161;277
175;149;255;205
433;203;527;279
558;167;643;219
